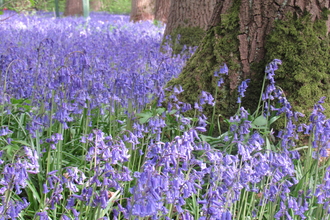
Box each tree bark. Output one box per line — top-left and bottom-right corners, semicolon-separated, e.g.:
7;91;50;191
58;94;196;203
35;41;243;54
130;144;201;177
155;0;170;24
166;0;330;131
130;0;155;22
235;0;330;78
64;0;83;16
164;0;216;37
90;0;103;11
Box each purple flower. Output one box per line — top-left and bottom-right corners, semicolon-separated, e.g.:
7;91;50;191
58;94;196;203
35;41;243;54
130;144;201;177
36;211;49;220
199;91;215;106
217;63;229;75
237;79;250;98
0;127;13;136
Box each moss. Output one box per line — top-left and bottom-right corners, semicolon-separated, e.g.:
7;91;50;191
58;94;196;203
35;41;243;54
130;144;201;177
321;8;330;20
168;26;205;54
263;12;330;125
165;0;241;132
165;2;330;135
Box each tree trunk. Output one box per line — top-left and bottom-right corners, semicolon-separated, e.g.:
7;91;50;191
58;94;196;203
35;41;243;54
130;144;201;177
163;0;216;54
166;0;330;131
130;0;155;22
164;0;216;36
154;0;170;24
64;0;83;16
90;0;103;11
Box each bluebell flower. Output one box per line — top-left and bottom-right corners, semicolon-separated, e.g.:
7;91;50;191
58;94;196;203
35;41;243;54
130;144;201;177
0;126;13;136
219;63;229;74
237;79;250;98
36;211;49;220
217;77;224;87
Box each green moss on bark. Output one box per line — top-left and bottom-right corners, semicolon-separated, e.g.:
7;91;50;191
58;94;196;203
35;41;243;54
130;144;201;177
165;0;241;130
166;3;330;134
168;26;205;54
264;12;330;122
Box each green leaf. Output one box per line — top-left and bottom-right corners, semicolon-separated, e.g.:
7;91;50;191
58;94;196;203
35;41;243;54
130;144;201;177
11;98;24;104
200;134;219;143
252;115;268;127
0;11;3;15
26;181;41;203
199;134;225;146
136;112;153;124
155;107;165;115
169;109;177;115
12;140;31;146
99;190;121;217
3;144;20;156
29;0;35;7
269;115;281;125
291;146;309;151
250;124;267;130
266;137;271;151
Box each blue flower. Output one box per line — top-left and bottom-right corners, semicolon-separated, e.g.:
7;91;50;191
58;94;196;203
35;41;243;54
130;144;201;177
219;63;229;74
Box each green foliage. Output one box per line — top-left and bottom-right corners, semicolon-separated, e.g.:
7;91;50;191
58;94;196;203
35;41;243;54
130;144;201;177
1;0;131;14
152;19;162;28
264;12;330;122
103;0;131;14
1;0;66;12
168;26;205;55
167;2;330;135
165;0;241;132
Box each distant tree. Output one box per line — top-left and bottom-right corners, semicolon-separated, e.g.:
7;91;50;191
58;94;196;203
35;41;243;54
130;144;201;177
64;0;90;17
90;0;102;11
130;0;154;22
154;0;170;24
64;0;83;16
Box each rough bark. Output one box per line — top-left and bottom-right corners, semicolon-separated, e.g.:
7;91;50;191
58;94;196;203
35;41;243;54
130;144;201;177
235;0;330;78
64;0;83;16
130;0;155;22
166;0;330;132
164;0;216;37
155;0;170;24
162;0;216;54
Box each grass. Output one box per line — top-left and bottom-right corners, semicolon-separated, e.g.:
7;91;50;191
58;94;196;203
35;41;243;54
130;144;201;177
0;10;330;220
104;0;131;14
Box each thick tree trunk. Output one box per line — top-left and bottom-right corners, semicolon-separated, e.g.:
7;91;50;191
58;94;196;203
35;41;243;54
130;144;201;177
166;0;330;131
164;0;216;36
155;0;170;24
235;0;330;78
64;0;83;16
163;0;216;54
130;0;155;22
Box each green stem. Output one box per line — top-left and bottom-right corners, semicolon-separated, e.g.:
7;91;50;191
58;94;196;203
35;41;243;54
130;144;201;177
209;85;219;135
255;75;267;118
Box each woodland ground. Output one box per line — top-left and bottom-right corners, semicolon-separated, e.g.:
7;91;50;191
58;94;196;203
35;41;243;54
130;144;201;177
0;10;330;220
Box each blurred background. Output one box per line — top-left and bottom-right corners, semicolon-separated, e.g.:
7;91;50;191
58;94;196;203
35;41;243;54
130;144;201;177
0;0;132;15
